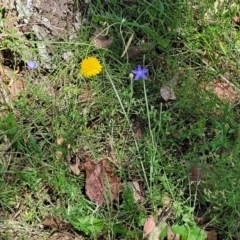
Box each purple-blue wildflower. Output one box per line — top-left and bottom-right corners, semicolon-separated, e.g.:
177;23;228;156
27;60;38;70
132;65;148;80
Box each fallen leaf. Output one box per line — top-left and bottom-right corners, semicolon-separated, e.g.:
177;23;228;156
232;14;240;25
89;24;113;48
85;157;119;205
129;181;143;202
127;42;154;59
143;215;156;239
69;157;81;175
167;225;180;240
160;86;176;101
42;217;69;230
86;165;105;205
90;37;113;48
205;229;217;240
8;79;26;98
202;79;240;104
83;159;97;173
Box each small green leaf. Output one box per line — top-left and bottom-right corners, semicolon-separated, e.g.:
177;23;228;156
172;224;207;240
160;225;206;240
70;216;105;235
122;183;135;211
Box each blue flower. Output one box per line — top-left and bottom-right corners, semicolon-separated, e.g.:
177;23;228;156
27;60;38;70
132;65;148;80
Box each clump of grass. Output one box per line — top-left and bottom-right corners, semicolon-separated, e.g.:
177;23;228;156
0;0;240;239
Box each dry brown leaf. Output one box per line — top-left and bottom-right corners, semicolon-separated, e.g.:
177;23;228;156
202;79;240;104
83;159;97;173
143;215;156;238
205;229;217;240
85;165;104;204
90;37;113;48
56;136;64;145
233;15;240;25
89;25;113;48
167;225;180;240
127;42;154;59
160;86;176;101
8;79;26;98
69;158;81;175
85;157;119;205
42;217;69;230
129;181;143;202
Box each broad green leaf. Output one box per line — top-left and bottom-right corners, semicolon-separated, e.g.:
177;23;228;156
160;224;207;240
70;216;105;235
172;224;207;240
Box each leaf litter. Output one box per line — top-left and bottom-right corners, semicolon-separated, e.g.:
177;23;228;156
42;217;69;230
89;24;113;48
143;215;156;239
160;71;179;101
84;157;119;205
69;150;119;205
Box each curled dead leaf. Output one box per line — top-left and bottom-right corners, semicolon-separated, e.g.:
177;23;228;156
160;86;176;101
89;24;113;48
42;217;69;230
129;181;143;202
127;42;154;59
69;158;81;175
143;215;156;238
90;37;113;48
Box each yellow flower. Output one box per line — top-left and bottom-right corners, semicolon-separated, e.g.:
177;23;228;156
80;56;103;77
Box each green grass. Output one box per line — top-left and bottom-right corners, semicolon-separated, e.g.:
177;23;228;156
0;0;240;239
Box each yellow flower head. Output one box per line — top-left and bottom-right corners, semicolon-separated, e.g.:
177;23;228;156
80;56;103;77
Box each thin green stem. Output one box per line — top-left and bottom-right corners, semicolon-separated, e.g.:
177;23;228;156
105;69;149;190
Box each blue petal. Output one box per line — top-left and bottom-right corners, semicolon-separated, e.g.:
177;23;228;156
137;65;142;71
140;74;147;79
141;68;148;73
132;70;139;74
